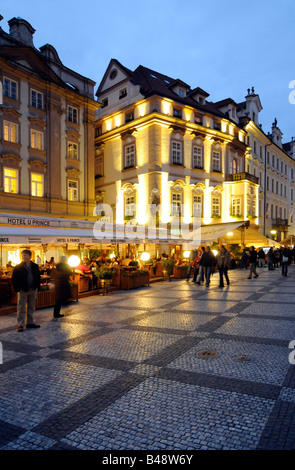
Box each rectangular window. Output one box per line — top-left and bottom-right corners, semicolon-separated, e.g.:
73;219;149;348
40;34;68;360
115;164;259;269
173;108;182;118
232;198;241;216
193;195;202;217
172;193;182;216
125;111;134;123
68;180;78;201
31;173;44;197
172;141;183;165
4;121;18;143
31;129;44;150
212;197;220;216
95;155;103;177
68;142;78;160
31;89;43;109
124;144;135;168
192;146;203;169
67;106;78;123
4;168;18;193
4;78;17;100
212;151;221;172
125;196;135;217
119;89;127;99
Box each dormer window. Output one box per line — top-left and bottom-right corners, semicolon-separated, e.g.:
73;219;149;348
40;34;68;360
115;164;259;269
178;88;185;98
119;88;127;99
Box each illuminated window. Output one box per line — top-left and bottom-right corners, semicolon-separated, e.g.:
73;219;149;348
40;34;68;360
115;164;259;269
31;173;44;197
212;151;221;172
4;121;18;143
31;89;43;109
124;144;135;168
68;180;78;201
125;195;135;217
172;192;182;216
212;197;220;217
232;198;241;216
171;141;183;165
67;106;78;123
192;146;203;169
4;168;18;193
31;130;44;150
193;194;202;217
68;142;78;159
4;78;17;100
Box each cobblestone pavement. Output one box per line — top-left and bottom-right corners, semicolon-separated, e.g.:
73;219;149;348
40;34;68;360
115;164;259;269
1;265;295;451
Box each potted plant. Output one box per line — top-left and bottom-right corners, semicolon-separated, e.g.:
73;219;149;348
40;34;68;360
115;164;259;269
95;266;116;293
161;258;174;281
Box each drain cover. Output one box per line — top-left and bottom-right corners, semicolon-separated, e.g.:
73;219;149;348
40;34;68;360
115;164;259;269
198;350;218;358
236;356;250;361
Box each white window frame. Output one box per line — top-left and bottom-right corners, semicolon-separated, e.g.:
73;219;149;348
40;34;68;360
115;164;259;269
212;151;221;172
31;129;44;150
67;106;78;124
31;89;43;109
172;192;182;216
124;144;135;168
192;146;203;169
125;195;135;217
4;121;18;143
212;196;221;217
171;141;183;165
193;194;202;217
4;77;17;100
31;173;44;197
3;167;18;193
68;180;78;202
68;142;78;160
232;198;241;216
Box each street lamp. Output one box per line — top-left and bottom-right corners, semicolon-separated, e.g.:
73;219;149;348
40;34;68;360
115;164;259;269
68;255;80;278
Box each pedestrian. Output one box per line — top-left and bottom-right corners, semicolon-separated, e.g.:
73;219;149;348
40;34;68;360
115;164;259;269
196;246;216;287
12;249;41;332
274;249;281;270
267;247;274;270
258;248;265;268
186;250;196;281
216;245;231;287
191;250;202;283
281;247;291;277
247;246;259;279
240;249;248;269
52;256;72;318
195;246;205;284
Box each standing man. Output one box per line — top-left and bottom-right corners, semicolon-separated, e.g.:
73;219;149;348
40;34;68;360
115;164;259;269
12;249;41;332
247;246;259;279
216;245;231;287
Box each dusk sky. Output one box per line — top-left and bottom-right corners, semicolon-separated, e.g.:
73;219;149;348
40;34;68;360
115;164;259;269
1;0;295;142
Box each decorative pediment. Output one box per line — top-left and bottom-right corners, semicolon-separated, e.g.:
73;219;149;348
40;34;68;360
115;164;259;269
1;153;22;167
66;129;80;139
120;128;137;141
2;106;22;119
28;117;46;128
169;125;185;137
66;168;81;178
28;159;47;173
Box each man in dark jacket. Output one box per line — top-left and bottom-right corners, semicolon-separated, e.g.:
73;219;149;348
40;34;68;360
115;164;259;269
247;246;259;279
12;249;41;332
196;246;216;287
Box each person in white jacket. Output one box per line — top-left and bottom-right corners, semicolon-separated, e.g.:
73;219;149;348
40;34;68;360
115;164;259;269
216;245;231;288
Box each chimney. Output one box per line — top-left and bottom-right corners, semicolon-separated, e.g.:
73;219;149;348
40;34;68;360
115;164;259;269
8;17;35;47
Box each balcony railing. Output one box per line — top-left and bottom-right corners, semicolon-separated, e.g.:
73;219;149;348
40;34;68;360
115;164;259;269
226;172;259;184
272;218;289;227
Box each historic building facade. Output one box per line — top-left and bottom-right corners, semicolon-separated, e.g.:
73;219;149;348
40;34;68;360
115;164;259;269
0;17;98;264
94;59;260;254
0;17;98;218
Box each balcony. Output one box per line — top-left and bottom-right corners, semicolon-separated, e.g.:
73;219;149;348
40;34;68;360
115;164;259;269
272;218;289;227
226;172;259;184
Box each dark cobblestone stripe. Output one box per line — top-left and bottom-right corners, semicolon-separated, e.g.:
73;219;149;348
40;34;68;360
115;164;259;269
257;401;295;450
282;365;295;388
197;315;233;333
224;302;252;313
1;340;41;354
0;419;26;446
48;327;115;350
156;367;281;400
123;324;191;336
32;373;145;440
48;350;137;372
144;336;204;367
0;354;41;374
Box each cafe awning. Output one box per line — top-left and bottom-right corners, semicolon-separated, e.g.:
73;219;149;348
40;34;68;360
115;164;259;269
223;226;281;247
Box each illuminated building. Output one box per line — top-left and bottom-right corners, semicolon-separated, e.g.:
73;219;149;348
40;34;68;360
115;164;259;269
94;60;260;255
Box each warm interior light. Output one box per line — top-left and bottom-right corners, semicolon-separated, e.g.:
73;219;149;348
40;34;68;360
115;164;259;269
227;232;233;236
212;250;218;256
141;252;150;261
183;251;190;258
109;252;115;259
68;255;80;267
